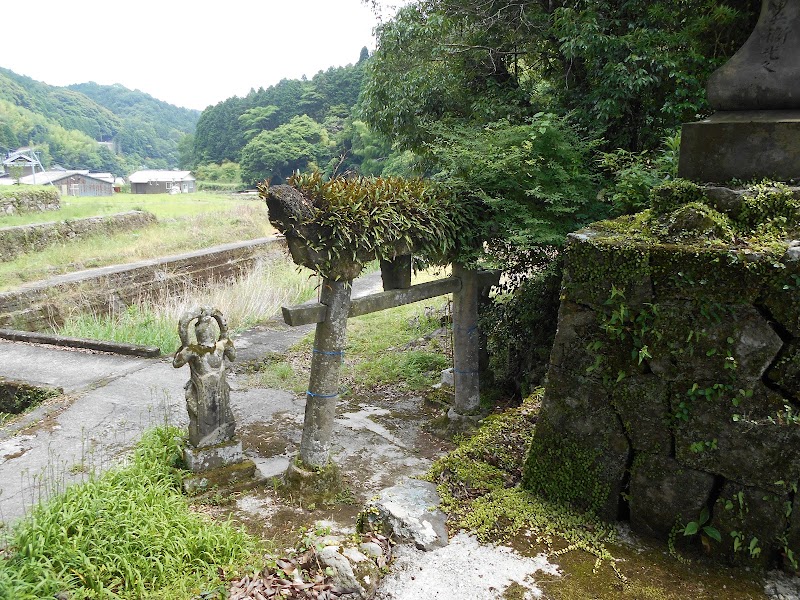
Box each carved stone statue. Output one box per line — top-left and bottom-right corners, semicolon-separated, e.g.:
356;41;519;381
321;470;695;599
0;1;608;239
707;0;800;111
678;0;800;182
173;306;236;448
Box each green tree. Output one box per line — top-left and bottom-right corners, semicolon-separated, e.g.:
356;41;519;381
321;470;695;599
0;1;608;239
177;133;196;169
428;116;601;252
362;0;755;154
8;165;23;184
193;97;246;163
238;105;279;141
240;115;332;186
194;160;241;183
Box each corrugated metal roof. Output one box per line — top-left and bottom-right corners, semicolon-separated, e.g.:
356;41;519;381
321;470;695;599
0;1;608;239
18;170;112;185
128;170;195;184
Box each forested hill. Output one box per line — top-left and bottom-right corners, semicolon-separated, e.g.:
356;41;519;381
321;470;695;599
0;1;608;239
0;67;199;174
187;49;412;186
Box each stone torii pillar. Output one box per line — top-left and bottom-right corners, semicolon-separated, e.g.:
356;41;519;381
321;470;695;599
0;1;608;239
298;277;353;468
283;262;499;469
451;263;481;416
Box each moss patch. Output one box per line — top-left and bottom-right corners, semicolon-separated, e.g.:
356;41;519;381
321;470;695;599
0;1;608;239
428;392;778;597
0;378;62;422
426;391;619;573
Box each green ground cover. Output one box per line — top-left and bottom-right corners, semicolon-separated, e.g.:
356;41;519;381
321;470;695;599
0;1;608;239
0;192;258;226
0;428;262;599
245;270;451;394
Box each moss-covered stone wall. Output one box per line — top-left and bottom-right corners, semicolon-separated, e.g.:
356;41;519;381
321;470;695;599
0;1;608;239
0;211;156;261
523;181;800;571
0;186;60;214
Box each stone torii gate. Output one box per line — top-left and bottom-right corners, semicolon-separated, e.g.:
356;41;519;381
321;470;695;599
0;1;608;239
281;260;498;468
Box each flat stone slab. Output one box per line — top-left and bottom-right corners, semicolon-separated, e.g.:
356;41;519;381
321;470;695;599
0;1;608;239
361;478;449;551
374;532;560;599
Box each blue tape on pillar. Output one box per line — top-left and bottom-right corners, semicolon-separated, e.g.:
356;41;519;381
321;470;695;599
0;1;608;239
306;390;339;398
312;348;344;356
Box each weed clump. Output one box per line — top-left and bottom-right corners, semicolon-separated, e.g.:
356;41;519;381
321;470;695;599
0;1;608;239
0;427;261;599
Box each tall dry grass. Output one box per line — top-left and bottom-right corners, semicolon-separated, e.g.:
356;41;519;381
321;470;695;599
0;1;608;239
57;256;318;353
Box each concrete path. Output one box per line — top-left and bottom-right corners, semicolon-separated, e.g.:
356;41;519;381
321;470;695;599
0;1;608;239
0;270;386;525
0;268;570;599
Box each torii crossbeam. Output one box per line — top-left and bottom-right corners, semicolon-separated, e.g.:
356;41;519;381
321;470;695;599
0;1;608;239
281;261;499;467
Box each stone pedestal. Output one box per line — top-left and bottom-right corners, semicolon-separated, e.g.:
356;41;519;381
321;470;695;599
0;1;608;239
182;440;260;495
524;204;800;567
184;439;245;471
678;111;800;183
183;458;258;496
679;0;800;184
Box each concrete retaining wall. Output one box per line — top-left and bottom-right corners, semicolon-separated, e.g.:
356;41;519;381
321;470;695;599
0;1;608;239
0;211;157;261
0;237;285;330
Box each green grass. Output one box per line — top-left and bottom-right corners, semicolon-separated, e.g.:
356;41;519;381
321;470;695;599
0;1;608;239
57;258;318;354
343;280;449;390
0;191;258;226
0;193;274;290
247;272;452;393
0;427;262;599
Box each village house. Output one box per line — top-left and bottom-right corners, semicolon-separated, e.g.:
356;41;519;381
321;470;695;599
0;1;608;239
2;148;41;178
18;170;114;196
129;170;196;194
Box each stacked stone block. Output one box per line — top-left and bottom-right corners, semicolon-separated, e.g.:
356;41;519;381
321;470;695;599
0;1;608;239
525;222;800;569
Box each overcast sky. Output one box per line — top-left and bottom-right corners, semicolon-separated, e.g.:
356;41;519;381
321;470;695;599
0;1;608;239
3;0;400;111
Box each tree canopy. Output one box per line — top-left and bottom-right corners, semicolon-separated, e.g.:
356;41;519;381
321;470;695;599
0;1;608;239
362;1;755;154
188;50;415;185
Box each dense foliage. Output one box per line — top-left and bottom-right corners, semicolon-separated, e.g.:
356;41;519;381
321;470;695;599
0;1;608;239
261;171;480;279
358;0;756;393
0;67;199;174
362;1;755;154
192;50;414;185
241;115;333;186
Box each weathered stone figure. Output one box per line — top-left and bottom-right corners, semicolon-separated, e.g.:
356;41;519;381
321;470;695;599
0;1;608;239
173;306;236;448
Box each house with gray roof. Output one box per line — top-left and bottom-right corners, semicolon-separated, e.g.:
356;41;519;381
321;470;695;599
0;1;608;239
18;170;113;196
2;148;42;178
128;170;196;194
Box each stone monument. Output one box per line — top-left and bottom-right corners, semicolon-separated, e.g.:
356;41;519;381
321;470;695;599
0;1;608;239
173;305;256;493
679;0;800;182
